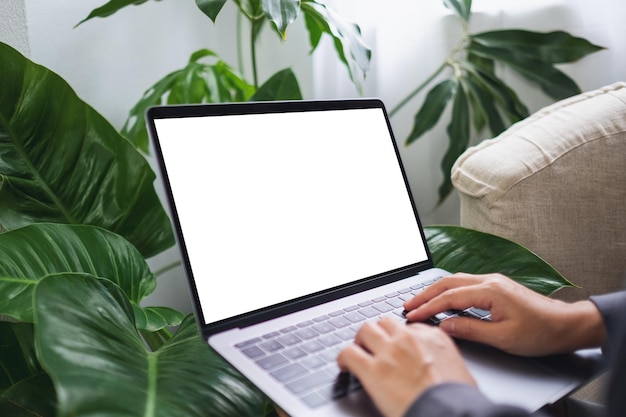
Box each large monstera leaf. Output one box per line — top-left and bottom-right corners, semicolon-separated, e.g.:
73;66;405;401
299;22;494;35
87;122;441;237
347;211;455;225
0;223;182;330
0;42;174;257
34;273;269;417
424;226;574;296
0;322;56;417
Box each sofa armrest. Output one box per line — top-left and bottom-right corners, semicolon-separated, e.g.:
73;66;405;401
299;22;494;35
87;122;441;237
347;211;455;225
451;82;626;301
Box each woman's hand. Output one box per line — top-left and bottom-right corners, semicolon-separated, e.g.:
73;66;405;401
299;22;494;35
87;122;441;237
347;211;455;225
337;317;475;417
404;273;606;356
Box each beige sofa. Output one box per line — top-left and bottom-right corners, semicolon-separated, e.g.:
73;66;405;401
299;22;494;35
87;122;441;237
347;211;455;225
451;82;626;416
451;82;626;302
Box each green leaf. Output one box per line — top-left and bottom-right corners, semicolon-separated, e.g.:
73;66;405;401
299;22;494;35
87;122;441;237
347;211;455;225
250;68;303;101
443;0;472;22
301;0;371;91
405;79;457;146
195;0;229;22
35;274;268;417
0;321;56;416
472;30;604;64
469;41;582;100
76;0;152;26
262;0;300;38
236;0;266;20
424;225;575;295
0;373;56;417
122;49;255;152
0;223;155;323
0;43;174;257
438;83;470;205
0;322;41;389
132;305;184;332
465;54;529;123
461;67;506;135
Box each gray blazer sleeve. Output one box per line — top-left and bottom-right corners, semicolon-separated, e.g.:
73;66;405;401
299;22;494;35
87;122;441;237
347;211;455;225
590;290;626;417
403;383;544;417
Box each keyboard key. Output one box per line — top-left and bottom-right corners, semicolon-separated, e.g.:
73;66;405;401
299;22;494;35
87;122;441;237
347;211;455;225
344;312;365;323
295;328;318;340
334;327;356;341
465;307;491;319
318;334;341;347
312;322;334;334
241;345;265;359
320;348;340;363
301;391;329;408
262;331;280;339
284;347;307;360
302;355;326;369
314;315;329;322
372;303;394;313
328;316;351;328
301;340;325;353
271;363;309;382
386;297;405;308
280;325;298;333
286;370;335;394
259;339;284;352
256;353;289;370
277;333;301;346
235;337;262;348
358;306;380;318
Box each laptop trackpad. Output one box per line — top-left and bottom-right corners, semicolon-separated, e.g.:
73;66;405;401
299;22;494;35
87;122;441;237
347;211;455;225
461;342;578;411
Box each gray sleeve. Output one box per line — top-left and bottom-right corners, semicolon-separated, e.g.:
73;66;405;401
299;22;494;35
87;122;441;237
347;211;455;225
403;383;547;417
590;291;626;417
590;291;626;339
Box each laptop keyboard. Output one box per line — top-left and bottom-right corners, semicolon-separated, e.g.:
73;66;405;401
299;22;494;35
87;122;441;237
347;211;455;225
234;276;491;409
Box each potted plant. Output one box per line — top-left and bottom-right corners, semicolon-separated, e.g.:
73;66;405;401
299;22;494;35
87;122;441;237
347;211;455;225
0;39;572;415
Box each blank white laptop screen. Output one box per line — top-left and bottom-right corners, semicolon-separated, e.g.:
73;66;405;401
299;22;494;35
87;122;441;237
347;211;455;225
153;106;428;325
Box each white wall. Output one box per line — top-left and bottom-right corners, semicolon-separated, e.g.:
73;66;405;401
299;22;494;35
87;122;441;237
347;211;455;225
1;0;625;313
1;0;29;56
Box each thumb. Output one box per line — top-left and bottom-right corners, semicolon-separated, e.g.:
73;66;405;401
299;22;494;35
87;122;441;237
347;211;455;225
439;317;496;345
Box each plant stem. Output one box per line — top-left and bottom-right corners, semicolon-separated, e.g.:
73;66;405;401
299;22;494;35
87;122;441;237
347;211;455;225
154;260;182;277
389;61;449;117
389;32;470;118
237;12;244;75
251;20;260;89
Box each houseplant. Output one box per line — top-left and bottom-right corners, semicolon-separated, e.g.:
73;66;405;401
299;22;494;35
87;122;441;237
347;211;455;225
0;41;573;416
77;0;372;153
80;0;604;205
390;0;604;204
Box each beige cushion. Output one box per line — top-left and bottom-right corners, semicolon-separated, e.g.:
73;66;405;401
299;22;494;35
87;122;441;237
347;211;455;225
452;82;626;301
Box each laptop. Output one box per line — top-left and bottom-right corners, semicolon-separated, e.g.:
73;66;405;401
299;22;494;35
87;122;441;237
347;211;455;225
146;99;598;416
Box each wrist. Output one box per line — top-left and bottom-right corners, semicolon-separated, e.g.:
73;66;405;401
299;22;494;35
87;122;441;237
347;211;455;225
553;300;606;353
